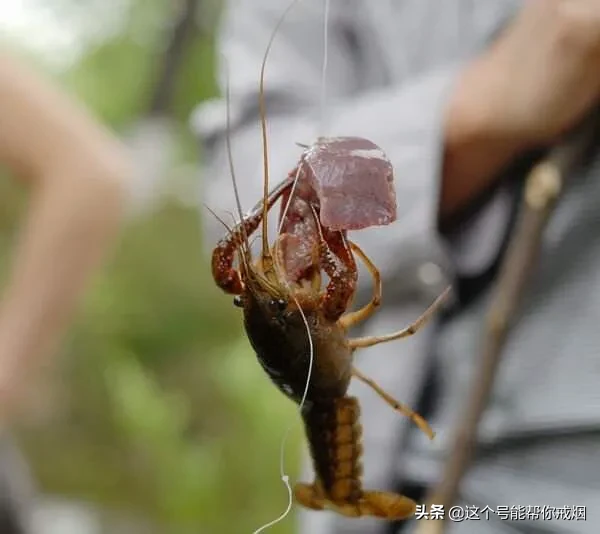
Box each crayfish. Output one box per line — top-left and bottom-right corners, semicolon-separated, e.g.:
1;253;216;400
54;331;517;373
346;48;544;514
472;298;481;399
209;0;451;522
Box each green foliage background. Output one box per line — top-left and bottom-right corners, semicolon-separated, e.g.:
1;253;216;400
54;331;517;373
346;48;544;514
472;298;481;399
1;1;303;532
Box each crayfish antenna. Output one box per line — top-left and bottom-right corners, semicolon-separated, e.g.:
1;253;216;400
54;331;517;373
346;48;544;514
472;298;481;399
204;203;234;234
258;0;303;276
222;58;251;273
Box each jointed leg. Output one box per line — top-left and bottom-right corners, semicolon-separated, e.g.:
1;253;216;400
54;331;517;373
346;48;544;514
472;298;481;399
211;181;291;294
348;286;452;350
309;205;358;322
339;241;382;330
352;367;434;439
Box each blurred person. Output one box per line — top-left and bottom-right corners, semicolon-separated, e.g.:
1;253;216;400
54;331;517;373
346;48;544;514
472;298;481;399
0;50;132;532
193;1;600;533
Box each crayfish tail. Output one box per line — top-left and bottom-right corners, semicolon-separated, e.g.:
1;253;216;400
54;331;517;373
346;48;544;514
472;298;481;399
357;490;417;519
295;396;417;520
293;484;417;520
301;396;364;503
294;482;326;511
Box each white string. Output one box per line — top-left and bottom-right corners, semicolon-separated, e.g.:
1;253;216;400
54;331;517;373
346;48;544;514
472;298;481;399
318;0;331;137
252;1;326;532
252;297;314;534
279;0;331;232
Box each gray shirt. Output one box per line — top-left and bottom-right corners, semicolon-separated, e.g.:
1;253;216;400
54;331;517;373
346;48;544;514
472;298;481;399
191;1;600;532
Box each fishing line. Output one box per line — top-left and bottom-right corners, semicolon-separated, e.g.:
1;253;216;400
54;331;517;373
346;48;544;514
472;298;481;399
254;1;331;530
252;0;333;530
318;0;331;137
278;0;332;230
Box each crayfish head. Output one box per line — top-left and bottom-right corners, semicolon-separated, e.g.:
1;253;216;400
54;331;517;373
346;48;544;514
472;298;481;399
234;230;320;313
233;247;318;352
234;247;298;321
234;254;323;406
234;260;287;314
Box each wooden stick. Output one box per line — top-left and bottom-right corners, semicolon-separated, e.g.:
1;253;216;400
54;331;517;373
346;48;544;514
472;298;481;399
415;116;599;534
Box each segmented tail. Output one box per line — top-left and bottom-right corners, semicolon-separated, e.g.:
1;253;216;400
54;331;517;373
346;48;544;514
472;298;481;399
295;396;417;520
302;396;364;502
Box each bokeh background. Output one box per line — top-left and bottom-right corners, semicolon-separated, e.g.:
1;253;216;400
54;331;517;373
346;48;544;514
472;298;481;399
1;1;302;533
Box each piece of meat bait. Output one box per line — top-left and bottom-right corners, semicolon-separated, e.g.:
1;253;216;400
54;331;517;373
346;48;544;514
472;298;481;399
300;137;397;231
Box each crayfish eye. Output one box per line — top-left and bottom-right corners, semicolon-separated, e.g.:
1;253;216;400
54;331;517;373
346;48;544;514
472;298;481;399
233;296;243;308
270;299;287;312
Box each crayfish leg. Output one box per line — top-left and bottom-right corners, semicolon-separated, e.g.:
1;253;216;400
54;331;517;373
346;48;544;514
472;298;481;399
309;204;358;321
339;241;382;330
211;213;261;294
352;367;435;440
348;286;452;349
211;179;291;294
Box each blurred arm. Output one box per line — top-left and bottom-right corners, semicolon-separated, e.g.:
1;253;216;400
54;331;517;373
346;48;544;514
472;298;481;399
0;51;132;412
